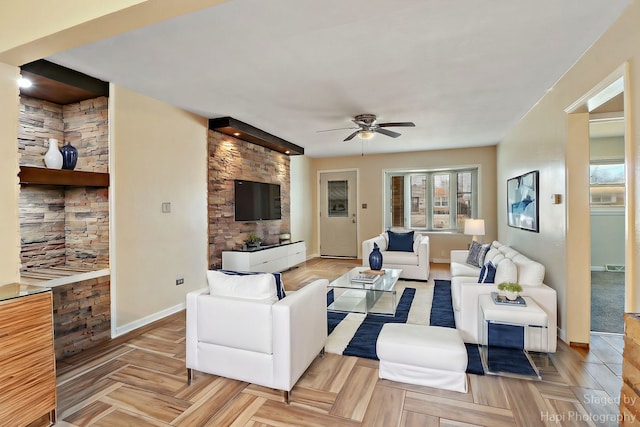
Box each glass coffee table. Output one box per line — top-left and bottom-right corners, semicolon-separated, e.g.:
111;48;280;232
327;267;402;316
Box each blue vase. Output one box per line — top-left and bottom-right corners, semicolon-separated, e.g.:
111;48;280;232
369;242;383;270
60;142;78;170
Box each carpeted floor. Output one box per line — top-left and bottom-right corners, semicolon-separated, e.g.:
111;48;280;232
591;271;625;334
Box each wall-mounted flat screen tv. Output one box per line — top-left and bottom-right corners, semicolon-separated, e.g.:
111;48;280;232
234;180;281;221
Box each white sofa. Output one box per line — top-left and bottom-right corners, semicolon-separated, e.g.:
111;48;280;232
362;231;430;280
186;272;328;403
450;241;557;352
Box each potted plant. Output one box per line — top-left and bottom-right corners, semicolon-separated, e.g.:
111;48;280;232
245;232;262;248
497;282;523;301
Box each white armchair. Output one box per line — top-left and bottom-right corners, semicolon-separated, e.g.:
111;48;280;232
362;231;430;280
186;277;328;403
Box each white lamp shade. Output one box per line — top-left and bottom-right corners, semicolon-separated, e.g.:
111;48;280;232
464;219;485;237
358;130;375;140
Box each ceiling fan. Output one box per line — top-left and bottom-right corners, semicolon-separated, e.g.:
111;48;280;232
318;114;415;141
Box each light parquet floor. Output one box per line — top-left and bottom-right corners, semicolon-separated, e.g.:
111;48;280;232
41;259;625;427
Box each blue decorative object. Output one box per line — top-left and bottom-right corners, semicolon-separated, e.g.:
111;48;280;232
369;242;383;270
60;142;78;170
387;230;414;252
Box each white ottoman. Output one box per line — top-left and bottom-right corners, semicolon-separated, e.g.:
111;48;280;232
376;324;468;393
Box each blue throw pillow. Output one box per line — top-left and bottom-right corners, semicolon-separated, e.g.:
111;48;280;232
387;230;414;252
477;261;497;284
219;270;286;299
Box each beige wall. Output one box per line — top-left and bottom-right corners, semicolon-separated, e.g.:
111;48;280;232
110;85;208;334
0;63;20;284
290;156;315;254
497;0;640;344
308;146;497;261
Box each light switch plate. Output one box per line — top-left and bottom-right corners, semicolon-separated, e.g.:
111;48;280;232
162;202;171;213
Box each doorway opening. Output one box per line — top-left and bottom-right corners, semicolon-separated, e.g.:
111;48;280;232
565;65;631;345
588;86;626;334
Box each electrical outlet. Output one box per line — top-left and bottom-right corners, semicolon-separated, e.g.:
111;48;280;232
176;277;184;286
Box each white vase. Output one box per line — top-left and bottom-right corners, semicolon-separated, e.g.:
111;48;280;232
44;138;63;169
505;291;519;301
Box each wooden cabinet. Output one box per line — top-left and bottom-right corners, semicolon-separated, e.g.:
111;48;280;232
0;285;57;426
621;313;640;424
222;241;306;273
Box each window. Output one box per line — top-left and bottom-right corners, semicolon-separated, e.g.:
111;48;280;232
328;180;348;217
590;162;624;207
410;175;426;227
385;168;478;231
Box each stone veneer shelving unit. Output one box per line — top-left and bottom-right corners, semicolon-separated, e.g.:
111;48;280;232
17;94;111;360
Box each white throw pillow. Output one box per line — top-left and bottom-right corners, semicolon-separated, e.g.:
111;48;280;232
207;270;278;303
512;255;545;286
413;234;423;252
485;247;499;262
490;253;505;265
494;258;518;284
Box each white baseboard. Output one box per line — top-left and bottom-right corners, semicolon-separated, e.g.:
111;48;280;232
113;303;185;338
431;258;450;264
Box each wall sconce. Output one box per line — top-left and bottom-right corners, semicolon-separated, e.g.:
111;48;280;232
464;218;485;242
17;76;32;88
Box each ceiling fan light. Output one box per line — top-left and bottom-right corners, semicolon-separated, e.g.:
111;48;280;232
358;130;375;140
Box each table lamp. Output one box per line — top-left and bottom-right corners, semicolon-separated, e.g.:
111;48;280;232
464;219;485;242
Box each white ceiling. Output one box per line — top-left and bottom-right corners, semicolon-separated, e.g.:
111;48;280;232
48;0;631;157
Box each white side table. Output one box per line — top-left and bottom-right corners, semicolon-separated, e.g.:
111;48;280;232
478;294;548;379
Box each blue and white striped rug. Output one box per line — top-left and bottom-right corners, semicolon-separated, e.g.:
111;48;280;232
325;279;485;375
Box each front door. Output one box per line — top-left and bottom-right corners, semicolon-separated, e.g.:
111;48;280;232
319;171;357;257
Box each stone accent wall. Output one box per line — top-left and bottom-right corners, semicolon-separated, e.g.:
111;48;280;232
63;97;109;173
19;186;66;269
208;130;291;268
52;275;111;360
65;188;110;269
18;96;64;166
17;95;109;271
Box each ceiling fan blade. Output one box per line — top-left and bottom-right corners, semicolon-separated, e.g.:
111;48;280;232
376;128;401;138
378;122;416;128
343;130;360;141
316;126;358;133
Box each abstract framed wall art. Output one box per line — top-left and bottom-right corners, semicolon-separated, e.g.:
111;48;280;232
507;170;539;232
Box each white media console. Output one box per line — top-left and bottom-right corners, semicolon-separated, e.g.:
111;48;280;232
221;241;306;273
